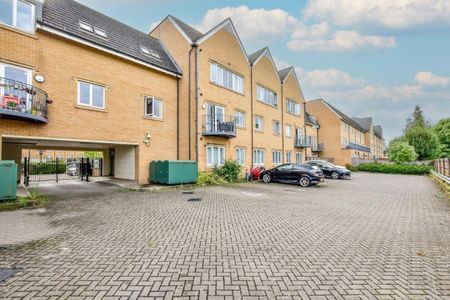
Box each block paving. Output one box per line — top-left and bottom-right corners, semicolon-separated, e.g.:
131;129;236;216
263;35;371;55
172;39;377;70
0;173;449;299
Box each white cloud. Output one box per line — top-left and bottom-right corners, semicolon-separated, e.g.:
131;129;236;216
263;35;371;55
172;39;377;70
304;0;450;30
300;68;365;88
288;30;396;52
415;71;450;87
196;6;301;41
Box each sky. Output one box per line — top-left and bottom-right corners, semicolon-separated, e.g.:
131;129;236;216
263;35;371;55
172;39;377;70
77;0;450;142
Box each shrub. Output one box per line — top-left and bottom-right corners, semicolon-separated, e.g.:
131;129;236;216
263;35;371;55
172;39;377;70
29;162;66;175
196;172;227;186
353;163;431;175
213;160;241;183
388;142;418;164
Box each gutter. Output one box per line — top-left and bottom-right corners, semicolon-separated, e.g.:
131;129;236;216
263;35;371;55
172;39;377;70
250;65;254;169
176;78;180;159
194;44;199;163
281;83;285;163
188;46;195;160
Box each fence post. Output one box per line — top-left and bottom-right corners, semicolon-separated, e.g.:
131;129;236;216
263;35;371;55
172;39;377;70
80;158;84;181
56;157;59;183
86;158;90;182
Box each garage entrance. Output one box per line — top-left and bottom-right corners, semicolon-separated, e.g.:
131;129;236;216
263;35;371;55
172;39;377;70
1;135;138;185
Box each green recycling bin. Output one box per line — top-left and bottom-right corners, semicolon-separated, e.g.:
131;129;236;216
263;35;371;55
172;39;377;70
0;160;18;201
150;160;198;185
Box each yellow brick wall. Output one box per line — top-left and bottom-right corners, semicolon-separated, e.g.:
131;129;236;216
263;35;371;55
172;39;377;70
0;26;179;184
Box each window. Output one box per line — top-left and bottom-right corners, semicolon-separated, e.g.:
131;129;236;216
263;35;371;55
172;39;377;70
144;96;163;118
253;149;265;166
272;151;281;165
140;46;161;59
210;63;243;93
56;152;63;160
256;85;277;107
342;137;348;148
79;21;93;32
0;0;35;33
286;151;292;163
234;111;245;128
77;81;105;109
296;152;302;164
235;148;245;166
207;145;225;167
255;116;264;131
286;98;300;115
273;121;280;135
93;27;107;38
285;124;292;137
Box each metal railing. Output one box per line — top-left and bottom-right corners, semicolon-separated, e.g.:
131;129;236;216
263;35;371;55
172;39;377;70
344;142;371;153
311;143;324;152
0;77;49;122
202;114;236;137
294;135;311;148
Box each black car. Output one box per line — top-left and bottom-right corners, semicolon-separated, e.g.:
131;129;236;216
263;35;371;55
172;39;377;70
259;163;324;187
306;160;351;179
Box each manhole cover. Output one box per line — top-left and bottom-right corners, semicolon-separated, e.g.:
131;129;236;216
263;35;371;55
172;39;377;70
187;198;202;202
0;268;18;283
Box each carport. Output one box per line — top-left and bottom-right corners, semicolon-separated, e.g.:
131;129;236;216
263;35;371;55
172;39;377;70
0;135;138;184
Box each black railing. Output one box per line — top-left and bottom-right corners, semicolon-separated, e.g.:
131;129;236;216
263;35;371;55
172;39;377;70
294;135;311;148
311;143;324;152
0;77;49;122
202;114;236;138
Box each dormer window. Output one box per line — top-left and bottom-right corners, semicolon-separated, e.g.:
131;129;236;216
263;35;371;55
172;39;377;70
140;46;161;60
79;21;93;32
93;27;107;38
0;0;35;33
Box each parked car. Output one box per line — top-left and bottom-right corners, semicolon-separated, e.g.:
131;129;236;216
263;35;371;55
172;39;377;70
66;163;78;176
259;163;324;187
306;160;351;179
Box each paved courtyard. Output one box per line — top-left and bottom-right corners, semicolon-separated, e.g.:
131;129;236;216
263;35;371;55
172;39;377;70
0;173;449;299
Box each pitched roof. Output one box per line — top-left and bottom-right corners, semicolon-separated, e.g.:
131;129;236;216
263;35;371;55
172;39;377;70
39;0;182;75
168;15;204;42
278;67;292;82
248;48;267;65
306;112;320;127
311;99;366;132
373;125;383;138
352;117;372;132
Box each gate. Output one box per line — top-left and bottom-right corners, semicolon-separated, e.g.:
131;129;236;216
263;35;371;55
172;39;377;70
23;157;103;186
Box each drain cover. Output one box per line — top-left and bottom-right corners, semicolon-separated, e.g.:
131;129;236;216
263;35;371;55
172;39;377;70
0;268;18;283
182;191;194;195
187;198;202;202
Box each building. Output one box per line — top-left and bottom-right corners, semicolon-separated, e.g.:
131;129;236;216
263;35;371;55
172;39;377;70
22;149;87;162
150;16;307;171
306;99;384;166
304;112;323;160
0;0;182;184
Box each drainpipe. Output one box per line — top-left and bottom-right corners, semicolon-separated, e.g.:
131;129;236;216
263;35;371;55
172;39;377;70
194;44;199;163
176;78;180;160
281;83;285;163
250;65;254;169
304;101;307;160
188;46;194;160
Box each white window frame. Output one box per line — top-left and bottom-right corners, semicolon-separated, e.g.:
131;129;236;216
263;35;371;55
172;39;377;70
255;116;264;132
272;151;281;165
286;98;300;115
77;81;105;109
1;0;35;33
79;21;93;32
0;62;32;83
144;96;163;119
234;110;245;128
235;147;246;166
296;152;302;164
286;151;292;163
256;85;277;107
207;145;225;167
273;121;280;135
285;124;292;137
93;27;107;38
253;149;265;166
210;62;244;93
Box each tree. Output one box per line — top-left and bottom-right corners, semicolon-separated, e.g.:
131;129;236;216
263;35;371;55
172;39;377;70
404;126;440;160
405;106;429;133
388;142;418;164
432;118;450;157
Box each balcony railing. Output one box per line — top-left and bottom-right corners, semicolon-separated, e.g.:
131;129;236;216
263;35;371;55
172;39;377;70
202;114;236;138
344;142;371;153
311;143;324;152
0;77;49;123
294;135;311;148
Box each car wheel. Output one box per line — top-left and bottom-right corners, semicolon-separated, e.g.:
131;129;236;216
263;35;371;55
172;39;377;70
299;176;311;187
331;171;340;179
262;173;272;183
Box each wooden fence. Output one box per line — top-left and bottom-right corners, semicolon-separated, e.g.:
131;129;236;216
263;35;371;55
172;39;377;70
434;158;450;177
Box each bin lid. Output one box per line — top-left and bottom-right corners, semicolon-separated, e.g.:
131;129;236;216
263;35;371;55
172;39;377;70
0;160;16;166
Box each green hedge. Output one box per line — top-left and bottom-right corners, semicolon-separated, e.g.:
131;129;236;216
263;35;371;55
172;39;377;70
28;162;66;175
352;163;432;175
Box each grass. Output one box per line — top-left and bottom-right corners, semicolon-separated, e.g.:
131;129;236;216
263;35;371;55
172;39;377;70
0;188;49;211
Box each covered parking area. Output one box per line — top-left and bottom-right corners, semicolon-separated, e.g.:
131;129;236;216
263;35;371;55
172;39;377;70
0;135;138;184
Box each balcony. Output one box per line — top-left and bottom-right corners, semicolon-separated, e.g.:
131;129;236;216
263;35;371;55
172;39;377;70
311;143;324;152
294;135;311;148
345;142;371;153
202;114;236;138
0;77;49;123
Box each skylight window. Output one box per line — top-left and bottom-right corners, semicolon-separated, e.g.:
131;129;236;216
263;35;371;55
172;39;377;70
140;46;161;60
94;27;107;38
79;21;93;32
